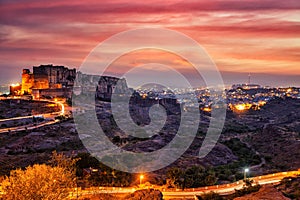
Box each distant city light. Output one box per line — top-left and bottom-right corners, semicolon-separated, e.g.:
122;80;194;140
258;101;266;106
202;107;212;112
11;83;20;87
232;103;252;112
235;104;246;111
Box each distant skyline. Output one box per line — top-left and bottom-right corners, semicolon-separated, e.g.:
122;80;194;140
0;0;299;87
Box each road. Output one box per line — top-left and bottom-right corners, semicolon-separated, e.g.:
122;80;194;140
0;119;61;133
68;170;300;199
163;170;299;198
0;99;65;133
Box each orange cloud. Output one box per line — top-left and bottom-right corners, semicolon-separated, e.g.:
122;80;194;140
0;0;299;86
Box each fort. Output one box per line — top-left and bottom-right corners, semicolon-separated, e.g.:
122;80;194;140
13;65;178;107
12;64;132;100
20;64;76;99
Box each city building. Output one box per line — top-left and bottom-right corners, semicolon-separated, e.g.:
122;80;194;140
231;83;261;90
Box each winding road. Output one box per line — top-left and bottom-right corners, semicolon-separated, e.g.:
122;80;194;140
0;99;65;133
68;170;300;199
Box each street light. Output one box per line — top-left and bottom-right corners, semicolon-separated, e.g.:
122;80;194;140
139;175;144;186
244;168;249;181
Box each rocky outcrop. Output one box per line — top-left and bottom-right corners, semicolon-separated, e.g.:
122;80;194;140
234;185;289;200
124;189;163;200
96;76;130;101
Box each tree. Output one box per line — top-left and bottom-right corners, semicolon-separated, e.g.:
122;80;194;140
49;150;79;176
166;167;185;189
0;151;78;200
184;166;216;188
74;152;132;187
0;164;74;200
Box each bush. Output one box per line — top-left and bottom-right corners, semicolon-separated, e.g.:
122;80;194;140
222;138;261;166
166;166;216;189
0;123;7;128
0;164;74;200
231;185;261;198
74;153;132;187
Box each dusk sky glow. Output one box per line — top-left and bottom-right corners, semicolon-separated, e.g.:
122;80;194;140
0;0;299;87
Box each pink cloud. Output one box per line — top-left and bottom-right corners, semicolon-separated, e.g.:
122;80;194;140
0;0;299;85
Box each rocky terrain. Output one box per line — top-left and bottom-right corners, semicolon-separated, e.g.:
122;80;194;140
76;189;163;200
124;189;163;200
0;120;85;176
0;99;59;119
236;98;300;174
0;98;299;187
276;176;300;199
233;185;289;200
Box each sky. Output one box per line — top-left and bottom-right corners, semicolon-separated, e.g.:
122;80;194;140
0;0;299;87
